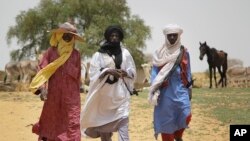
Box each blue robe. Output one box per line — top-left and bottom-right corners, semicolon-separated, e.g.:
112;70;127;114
151;51;192;134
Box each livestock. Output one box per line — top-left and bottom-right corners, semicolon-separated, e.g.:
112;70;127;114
4;61;21;83
4;60;39;84
141;63;152;84
227;66;246;77
199;41;228;88
19;60;38;83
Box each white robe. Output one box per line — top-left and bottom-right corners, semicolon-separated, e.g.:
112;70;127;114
80;47;136;134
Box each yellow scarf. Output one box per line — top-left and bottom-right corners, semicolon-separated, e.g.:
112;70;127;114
29;32;74;93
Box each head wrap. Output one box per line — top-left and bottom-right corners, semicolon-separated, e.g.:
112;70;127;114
163;24;183;35
29;22;83;93
104;25;124;41
152;23;184;66
99;25;124;56
161;24;183;52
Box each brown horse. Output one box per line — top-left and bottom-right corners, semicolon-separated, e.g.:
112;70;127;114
199;41;228;88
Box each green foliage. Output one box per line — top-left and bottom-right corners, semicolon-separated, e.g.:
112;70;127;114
6;0;151;68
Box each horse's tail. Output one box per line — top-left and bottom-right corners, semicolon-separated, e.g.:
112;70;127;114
223;53;228;71
223;53;228;87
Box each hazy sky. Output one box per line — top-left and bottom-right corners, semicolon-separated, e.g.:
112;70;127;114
1;0;250;72
0;0;40;70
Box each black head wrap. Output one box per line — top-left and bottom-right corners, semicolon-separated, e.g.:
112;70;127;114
98;25;124;84
104;25;124;41
98;25;124;57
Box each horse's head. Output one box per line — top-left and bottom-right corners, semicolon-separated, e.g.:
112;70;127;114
199;41;208;60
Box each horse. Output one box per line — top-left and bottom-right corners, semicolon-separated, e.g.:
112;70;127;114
199;41;228;88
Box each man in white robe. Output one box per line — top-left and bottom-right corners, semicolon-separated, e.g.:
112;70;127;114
80;25;136;141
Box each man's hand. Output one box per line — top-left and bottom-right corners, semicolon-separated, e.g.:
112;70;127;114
100;69;130;79
117;69;128;78
105;69;121;78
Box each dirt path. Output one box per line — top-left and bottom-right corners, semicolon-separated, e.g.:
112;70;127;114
0;92;229;141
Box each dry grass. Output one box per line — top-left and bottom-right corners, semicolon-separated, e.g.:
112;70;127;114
0;89;232;141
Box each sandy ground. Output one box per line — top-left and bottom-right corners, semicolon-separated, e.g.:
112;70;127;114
0;91;229;141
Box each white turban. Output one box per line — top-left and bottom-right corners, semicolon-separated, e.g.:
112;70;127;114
161;24;183;51
163;24;183;35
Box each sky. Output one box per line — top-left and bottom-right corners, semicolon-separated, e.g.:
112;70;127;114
1;0;250;72
0;0;40;70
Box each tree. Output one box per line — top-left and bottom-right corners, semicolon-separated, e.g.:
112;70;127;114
6;0;151;68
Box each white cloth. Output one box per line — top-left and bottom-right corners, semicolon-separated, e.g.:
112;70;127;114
163;24;183;35
80;47;136;134
148;24;183;106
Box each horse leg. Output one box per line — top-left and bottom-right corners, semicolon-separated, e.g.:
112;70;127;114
222;63;228;88
209;67;213;88
213;67;218;88
217;66;223;87
223;53;228;87
224;72;227;87
221;72;226;88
